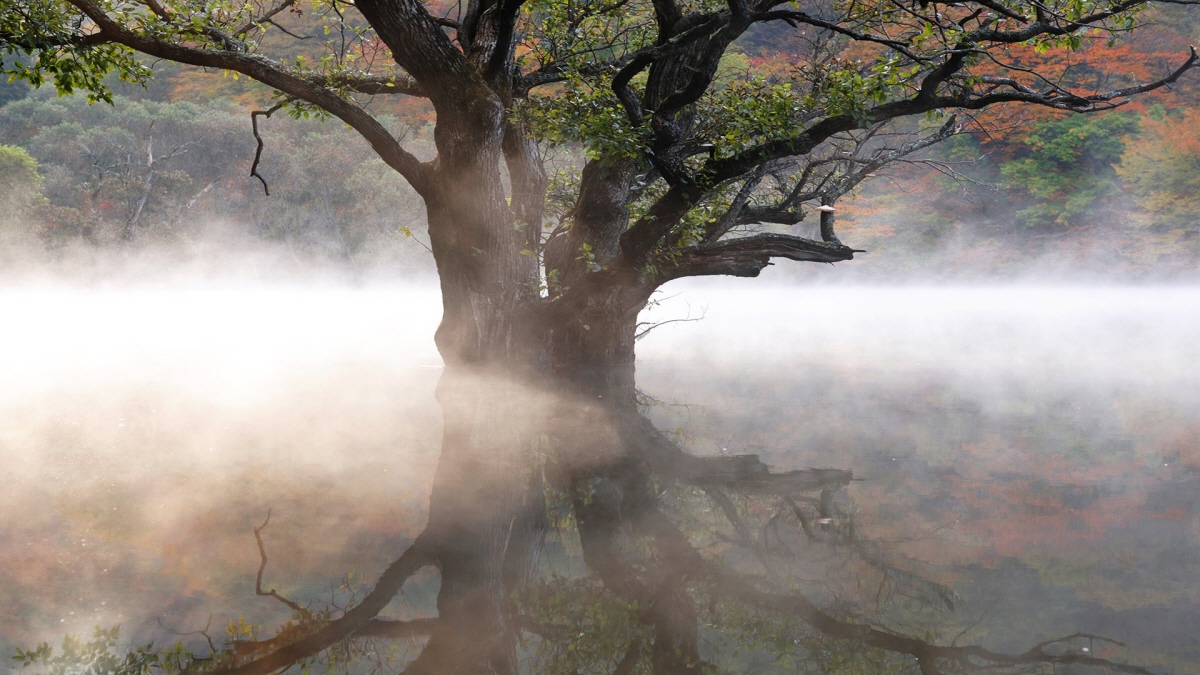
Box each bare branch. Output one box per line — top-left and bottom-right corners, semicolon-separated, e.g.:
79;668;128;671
232;0;299;37
250;101;288;196
634;304;706;340
213;534;434;675
157;614;219;656
756;9;928;62
659;233;859;281
1081;45;1199;101
702;167;766;243
262;18;311;40
252;509;306;614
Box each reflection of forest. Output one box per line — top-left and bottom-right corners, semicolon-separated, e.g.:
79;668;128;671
3;287;1199;672
639;286;1200;672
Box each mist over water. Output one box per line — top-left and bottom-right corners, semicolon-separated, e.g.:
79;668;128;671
3;282;1199;671
641;283;1200;392
0;286;446;658
641;282;1200;669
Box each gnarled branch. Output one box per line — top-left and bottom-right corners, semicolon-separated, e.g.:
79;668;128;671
659;233;858;281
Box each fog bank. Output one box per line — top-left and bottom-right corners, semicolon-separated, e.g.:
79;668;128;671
2;283;1199;671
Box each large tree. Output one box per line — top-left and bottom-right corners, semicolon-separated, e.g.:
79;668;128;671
3;0;1196;673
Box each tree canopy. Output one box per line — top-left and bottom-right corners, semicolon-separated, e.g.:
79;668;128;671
4;0;1196;298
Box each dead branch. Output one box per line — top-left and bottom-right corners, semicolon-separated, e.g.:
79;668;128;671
634;304;706;341
249;101;288;196
157;614;218;656
253;510;306;615
213;533;434;675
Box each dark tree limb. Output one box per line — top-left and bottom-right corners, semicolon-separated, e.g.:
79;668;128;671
355;0;495;117
700;167;766;244
657;233;858;282
609;13;728;127
704;45;1197;185
646;575;705;674
756;9;928;62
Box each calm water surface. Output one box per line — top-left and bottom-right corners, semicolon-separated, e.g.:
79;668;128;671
2;284;1198;671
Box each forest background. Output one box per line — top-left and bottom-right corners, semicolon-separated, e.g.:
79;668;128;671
3;2;1200;284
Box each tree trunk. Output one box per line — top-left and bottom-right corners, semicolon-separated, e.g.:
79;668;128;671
393;58;691;668
420;177;667;666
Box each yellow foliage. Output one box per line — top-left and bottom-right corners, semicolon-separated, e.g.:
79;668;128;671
1118;108;1200;229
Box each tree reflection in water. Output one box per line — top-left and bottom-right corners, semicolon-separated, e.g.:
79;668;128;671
7;286;1197;675
12;406;1163;675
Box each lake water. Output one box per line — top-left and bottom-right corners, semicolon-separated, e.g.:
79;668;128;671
2;284;1198;672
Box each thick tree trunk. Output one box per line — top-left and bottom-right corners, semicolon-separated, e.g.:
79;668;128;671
421;202;669;667
417;366;547;674
410;89;552;667
548;307;707;674
395;54;695;668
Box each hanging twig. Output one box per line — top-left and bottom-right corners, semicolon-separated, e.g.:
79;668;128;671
254;509;306;614
250;101;289;196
